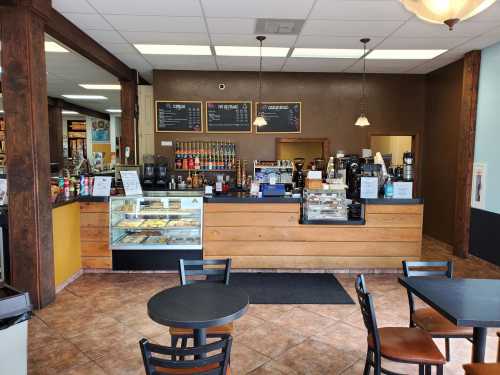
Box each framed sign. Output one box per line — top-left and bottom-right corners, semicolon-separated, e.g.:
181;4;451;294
206;101;252;133
255;102;301;134
91;118;110;143
156;100;203;133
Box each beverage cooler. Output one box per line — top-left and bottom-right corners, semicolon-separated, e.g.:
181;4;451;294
109;192;203;270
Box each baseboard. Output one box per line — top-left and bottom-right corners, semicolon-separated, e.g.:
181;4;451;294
55;269;83;293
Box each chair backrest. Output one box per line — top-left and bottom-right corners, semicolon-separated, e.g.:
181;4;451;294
355;274;380;353
178;258;232;286
140;336;232;375
402;260;453;315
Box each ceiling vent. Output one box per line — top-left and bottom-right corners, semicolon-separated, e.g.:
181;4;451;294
255;18;305;35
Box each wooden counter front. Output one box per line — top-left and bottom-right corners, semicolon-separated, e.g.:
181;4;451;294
80;201;112;269
203;202;423;269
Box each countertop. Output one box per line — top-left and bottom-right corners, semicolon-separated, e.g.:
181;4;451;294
204;192;302;204
52;195;109;209
361;198;423;205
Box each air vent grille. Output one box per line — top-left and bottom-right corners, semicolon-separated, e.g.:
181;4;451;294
255;18;305;35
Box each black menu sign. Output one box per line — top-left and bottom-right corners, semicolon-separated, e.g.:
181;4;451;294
206;101;252;133
255;102;301;133
156;101;202;132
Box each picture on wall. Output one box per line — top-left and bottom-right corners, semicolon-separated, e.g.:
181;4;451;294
91;119;110;143
255;102;301;134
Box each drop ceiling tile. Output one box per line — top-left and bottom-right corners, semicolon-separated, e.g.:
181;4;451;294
467;3;500;22
206;18;256;34
100;43;138;54
309;0;412;21
201;0;315;19
103;15;207;33
62;13;113;30
450;26;500;53
113;53;154;71
87;0;203;16
302;20;405;37
392;17;500;38
282;57;357;72
217;56;286;71
84;29;127;44
121;31;210;44
295;35;384;48
345;59;424;74
142;55;217;70
211;34;297;47
52;0;96;14
409;55;464;74
378;36;466;49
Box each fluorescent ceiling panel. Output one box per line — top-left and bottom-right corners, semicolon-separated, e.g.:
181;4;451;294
44;41;69;53
79;84;121;90
215;46;289;57
292;48;365;58
134;44;211;55
61;110;79;115
367;49;447;60
106;109;122;113
62;95;108;100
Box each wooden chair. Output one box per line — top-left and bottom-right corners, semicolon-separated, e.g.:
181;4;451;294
463;332;500;375
355;274;446;375
140;336;232;375
170;259;233;351
402;261;473;361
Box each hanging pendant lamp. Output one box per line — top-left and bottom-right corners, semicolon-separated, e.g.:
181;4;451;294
355;38;371;127
253;35;267;127
400;0;497;30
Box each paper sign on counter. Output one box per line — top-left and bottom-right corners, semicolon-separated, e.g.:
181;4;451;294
120;170;143;196
360;177;378;199
92;176;112;197
393;181;413;199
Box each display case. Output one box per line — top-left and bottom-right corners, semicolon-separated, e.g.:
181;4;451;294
109;193;203;250
302;188;348;222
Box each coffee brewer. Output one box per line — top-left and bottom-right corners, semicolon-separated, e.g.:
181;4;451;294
155;155;168;188
293;158;305;189
403;151;414;181
142;154;155;188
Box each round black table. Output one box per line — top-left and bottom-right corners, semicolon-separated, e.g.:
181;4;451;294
148;283;249;349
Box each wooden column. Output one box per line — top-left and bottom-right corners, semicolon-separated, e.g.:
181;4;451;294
48;99;64;172
453;51;481;258
120;76;138;164
0;1;55;308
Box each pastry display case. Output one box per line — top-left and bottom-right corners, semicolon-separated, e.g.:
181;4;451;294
302;188;348;222
109;194;203;250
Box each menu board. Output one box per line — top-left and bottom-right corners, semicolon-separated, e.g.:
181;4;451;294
255;102;301;133
156;101;202;132
206;101;252;133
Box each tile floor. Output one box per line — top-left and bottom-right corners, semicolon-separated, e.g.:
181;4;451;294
29;237;500;375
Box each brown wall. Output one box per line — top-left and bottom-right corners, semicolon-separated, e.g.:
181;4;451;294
422;60;464;244
154;70;426;168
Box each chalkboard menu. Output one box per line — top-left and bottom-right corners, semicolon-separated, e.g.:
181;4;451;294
156;101;202;132
255;102;301;133
206;101;252;133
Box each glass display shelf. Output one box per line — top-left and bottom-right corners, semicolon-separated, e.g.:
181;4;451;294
110;195;203;250
302;189;348;222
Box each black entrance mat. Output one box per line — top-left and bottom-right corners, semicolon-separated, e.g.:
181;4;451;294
227;273;354;304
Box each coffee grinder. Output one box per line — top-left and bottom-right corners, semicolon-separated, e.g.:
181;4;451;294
155;155;168;188
142;154;155;188
293;158;305;189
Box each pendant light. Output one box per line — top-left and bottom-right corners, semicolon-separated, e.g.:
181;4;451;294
355;38;370;127
253;35;267;127
400;0;497;30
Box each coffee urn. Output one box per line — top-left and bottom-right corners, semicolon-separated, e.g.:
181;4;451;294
403;151;414;181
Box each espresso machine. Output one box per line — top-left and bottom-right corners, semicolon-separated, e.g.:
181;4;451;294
155;155;168;188
293;158;305;189
142;154;155;188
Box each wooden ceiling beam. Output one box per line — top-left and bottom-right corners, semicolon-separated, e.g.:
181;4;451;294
45;8;136;82
48;97;110;121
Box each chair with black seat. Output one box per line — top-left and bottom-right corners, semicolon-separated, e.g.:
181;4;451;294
462;332;500;375
355;274;445;375
402;260;474;361
170;259;233;351
140;336;232;375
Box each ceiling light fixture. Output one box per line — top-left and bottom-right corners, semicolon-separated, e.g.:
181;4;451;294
62;95;108;100
134;44;212;55
400;0;497;30
355;38;371;128
291;48;366;59
44;41;69;53
79;84;121;90
215;46;289;57
253;36;268;127
367;49;447;60
61;110;79;115
106;109;122;113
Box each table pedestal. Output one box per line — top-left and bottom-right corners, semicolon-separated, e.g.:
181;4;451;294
472;327;488;363
193;328;207;359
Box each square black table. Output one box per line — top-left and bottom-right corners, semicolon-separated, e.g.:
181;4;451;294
399;277;500;363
